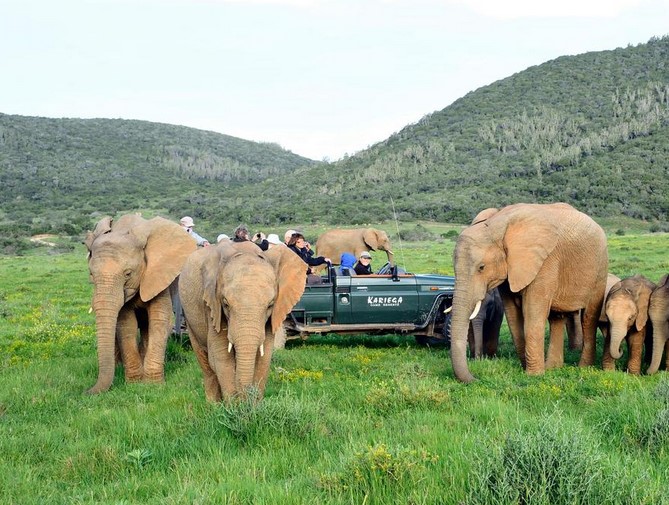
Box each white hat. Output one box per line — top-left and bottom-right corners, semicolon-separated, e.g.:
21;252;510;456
180;216;195;227
284;229;297;242
267;233;281;245
359;251;372;259
217;233;230;243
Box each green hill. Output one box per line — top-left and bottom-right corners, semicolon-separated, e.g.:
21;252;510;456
1;35;669;252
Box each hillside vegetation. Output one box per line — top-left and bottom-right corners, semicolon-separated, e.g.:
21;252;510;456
1;36;669;252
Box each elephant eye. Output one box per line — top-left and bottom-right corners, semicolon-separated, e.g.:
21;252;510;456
124;269;132;278
478;264;485;272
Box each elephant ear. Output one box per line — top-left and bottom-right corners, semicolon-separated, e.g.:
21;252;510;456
139;217;198;302
266;246;307;334
202;244;236;333
363;228;379;250
503;213;559;293
657;274;669;289
84;216;113;252
635;280;655;332
471;208;499;225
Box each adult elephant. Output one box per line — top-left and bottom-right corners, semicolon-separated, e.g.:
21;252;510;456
647;274;669;374
450;202;608;382
601;275;653;374
179;240;306;402
84;214;197;394
315;228;394;266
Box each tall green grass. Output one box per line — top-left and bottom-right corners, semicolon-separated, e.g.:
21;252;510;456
0;228;668;503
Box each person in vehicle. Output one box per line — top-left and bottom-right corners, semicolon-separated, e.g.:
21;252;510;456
233;224;269;251
337;252;357;276
354;251;373;275
266;233;283;248
287;232;331;283
180;216;209;247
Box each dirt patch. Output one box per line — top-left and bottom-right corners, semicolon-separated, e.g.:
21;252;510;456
30;234;58;247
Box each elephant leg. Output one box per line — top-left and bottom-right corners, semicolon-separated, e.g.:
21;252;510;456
482;321;500;358
522;296;550;375
579;298;601;367
253;330;275;400
273;325;287;350
143;289;173;383
627;329;644;375
665;340;669;371
117;305;143;381
601;328;615;371
500;286;525;367
545;315;566;369
188;330;222;402
567;312;583;350
469;317;484;359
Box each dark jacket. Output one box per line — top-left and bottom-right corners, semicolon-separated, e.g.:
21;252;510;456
289;244;328;270
354;262;373;275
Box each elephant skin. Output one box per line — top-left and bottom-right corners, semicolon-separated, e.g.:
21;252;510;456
603;275;655;374
315;228;394;267
647;274;669;374
450;202;608;382
84;214;197;394
178;240;306;402
467;288;504;358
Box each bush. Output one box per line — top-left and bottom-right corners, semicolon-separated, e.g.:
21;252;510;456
468;412;665;504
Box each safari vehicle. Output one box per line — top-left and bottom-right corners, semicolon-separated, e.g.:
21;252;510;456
283;263;455;345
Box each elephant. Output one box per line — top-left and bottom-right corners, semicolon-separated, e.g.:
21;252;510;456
450;202;608;382
647;274;669;374
315;228;394;267
466;287;504;358
178;240;306;402
602;275;655;375
84;214;197;394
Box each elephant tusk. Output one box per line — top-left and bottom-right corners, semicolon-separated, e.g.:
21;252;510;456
260;343;265;357
469;300;482;320
443;305;453;314
88;306;93;314
228;342;233;353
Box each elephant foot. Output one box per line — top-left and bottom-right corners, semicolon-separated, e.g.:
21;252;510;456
602;362;615;371
544;358;563;370
142;373;165;384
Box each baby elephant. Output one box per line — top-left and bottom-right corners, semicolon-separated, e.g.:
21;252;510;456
603;274;655;375
179;241;306;402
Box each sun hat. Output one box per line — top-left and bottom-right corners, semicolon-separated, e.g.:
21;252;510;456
180;216;195;227
216;233;230;243
267;233;281;245
284;229;297;242
359;251;372;259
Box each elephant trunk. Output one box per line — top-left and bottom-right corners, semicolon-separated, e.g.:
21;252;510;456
450;289;479;383
234;342;260;397
87;277;125;394
647;321;669;374
609;324;627;360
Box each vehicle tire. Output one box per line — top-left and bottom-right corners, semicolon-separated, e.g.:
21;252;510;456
415;311;451;348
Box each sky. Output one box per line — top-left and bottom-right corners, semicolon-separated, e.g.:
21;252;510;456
1;0;668;161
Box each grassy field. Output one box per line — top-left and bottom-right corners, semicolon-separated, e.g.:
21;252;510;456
1;226;669;504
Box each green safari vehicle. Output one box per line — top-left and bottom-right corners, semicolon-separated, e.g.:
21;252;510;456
283;263;455;345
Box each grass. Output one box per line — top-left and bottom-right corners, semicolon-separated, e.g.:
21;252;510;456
1;226;669;503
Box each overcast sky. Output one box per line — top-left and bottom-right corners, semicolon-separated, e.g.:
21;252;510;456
2;0;668;161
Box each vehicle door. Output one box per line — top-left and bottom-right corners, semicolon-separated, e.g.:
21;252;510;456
348;274;419;324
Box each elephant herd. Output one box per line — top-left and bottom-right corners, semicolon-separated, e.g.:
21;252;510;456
83;204;669;402
450;202;669;382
